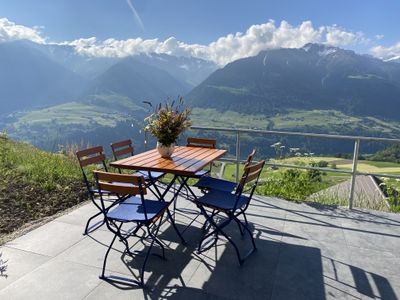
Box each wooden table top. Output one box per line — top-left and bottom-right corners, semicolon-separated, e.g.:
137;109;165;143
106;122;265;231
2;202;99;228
110;146;227;176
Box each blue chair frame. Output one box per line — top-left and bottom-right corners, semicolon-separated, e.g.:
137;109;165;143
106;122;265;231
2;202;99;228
76;146;115;235
94;170;185;287
194;149;256;193
195;160;265;265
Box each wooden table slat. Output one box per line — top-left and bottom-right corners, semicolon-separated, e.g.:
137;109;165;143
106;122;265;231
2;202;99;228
122;146;189;168
111;146;226;176
171;148;223;172
185;149;227;172
113;148;158;165
154;147;213;171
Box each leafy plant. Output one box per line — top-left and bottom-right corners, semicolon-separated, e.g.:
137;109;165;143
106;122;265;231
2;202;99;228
257;169;327;201
144;98;192;146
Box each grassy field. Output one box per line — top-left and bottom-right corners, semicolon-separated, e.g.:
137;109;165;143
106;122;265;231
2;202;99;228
14;94;144;128
278;156;400;174
0;135;87;242
219;155;400;212
192;108;400;136
1;94;147;151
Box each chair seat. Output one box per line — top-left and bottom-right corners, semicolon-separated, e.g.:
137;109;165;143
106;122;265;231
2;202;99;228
196;190;249;211
107;198;168;222
137;170;165;181
194;176;237;193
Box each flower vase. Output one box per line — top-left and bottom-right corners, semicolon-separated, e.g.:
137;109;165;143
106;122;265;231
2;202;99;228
157;142;175;158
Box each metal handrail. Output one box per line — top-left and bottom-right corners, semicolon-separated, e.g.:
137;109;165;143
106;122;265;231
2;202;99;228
189;126;400;209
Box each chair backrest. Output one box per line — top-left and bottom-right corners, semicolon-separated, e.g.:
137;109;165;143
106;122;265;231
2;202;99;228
111;139;134;160
234;160;265;210
187;137;216;149
76;146;108;191
234;149;256;192
93;171;149;219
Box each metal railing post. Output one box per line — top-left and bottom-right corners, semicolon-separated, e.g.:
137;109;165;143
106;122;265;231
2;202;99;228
235;131;240;183
348;139;360;209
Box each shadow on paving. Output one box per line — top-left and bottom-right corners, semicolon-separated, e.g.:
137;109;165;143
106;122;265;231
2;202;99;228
89;205;398;300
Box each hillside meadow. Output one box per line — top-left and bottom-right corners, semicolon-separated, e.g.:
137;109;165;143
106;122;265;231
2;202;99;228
0;134;87;243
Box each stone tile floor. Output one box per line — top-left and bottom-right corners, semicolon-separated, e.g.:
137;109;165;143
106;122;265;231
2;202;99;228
1;191;400;299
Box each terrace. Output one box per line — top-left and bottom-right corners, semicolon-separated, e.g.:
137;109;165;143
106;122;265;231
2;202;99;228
1;190;400;299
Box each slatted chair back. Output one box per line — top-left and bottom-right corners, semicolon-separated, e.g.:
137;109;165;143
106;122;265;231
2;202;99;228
93;171;148;218
234;160;265;211
76;146;108;191
111;139;134;160
187;137;216;149
110;139;135;173
233;148;256;194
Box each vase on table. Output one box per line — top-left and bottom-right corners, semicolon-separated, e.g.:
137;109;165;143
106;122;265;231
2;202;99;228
157;142;175;158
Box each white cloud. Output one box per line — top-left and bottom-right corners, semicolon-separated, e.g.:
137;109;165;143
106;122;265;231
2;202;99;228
0;18;45;43
325;25;367;46
65;20;367;65
0;17;374;65
370;42;400;60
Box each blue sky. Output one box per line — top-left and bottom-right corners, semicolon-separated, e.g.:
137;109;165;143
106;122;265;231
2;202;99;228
0;0;399;64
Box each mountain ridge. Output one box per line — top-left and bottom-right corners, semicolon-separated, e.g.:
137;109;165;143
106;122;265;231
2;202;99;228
187;43;400;120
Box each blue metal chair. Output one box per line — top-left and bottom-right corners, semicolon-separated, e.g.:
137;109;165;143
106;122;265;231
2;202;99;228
93;170;185;287
111;139;165;199
194;149;256;193
76;146;116;234
195;160;265;265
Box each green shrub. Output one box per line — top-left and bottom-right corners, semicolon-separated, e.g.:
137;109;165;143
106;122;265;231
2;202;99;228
257;169;326;201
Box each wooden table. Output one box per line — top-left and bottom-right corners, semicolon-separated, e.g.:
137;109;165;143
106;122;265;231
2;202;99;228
110;146;226;177
111;146;227;231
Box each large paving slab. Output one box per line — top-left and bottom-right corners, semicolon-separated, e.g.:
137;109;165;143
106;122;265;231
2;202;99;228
0;191;400;300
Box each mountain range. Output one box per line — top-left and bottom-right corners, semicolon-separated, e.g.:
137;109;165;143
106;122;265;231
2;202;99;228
1;41;400;153
0;41;86;114
0;40;218;116
187;43;400;120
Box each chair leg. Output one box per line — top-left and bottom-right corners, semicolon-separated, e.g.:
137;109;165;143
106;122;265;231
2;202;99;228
146;215;166;259
166;209;186;244
140;231;156;286
197;206;244;265
100;222;122;279
242;210;249;226
201;209;217;232
84;210;104;235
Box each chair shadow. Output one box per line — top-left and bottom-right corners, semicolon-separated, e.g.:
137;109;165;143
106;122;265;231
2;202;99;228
166;235;326;300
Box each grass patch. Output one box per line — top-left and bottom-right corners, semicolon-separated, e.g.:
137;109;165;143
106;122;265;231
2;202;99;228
221;157;400;211
192;108;400;136
0;136;87;240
